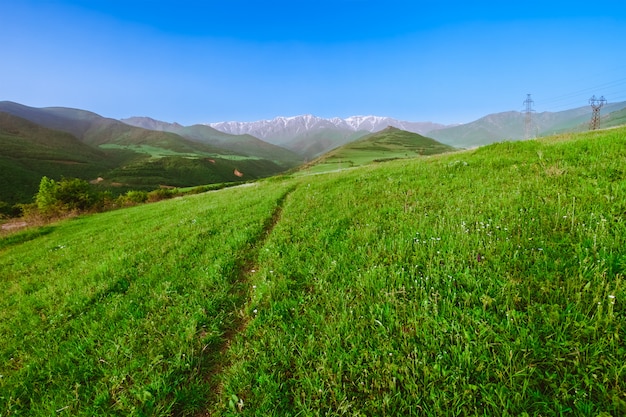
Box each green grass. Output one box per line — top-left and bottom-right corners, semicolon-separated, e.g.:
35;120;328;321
0;182;294;415
1;127;626;415
215;128;626;415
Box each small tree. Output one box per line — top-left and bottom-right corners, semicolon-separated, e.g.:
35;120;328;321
35;176;60;215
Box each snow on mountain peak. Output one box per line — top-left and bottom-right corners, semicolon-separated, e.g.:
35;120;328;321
206;115;445;144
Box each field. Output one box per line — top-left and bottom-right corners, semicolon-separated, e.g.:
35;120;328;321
1;127;625;415
98;144;261;161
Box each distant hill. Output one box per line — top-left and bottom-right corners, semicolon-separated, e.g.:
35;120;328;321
301;126;455;173
121;116;302;167
0;101;231;155
604;107;626;128
0;102;295;207
428;101;626;148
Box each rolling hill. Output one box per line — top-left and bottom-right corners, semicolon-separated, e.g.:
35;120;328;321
0;102;297;207
0;101;232;154
301;126;455;173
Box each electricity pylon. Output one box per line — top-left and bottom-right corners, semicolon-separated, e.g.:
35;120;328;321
523;94;535;139
589;95;607;130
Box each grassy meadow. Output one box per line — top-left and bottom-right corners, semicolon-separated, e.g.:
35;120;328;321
1;127;626;415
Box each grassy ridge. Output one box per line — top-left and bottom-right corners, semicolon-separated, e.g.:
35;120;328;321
0;182;293;415
1;127;625;415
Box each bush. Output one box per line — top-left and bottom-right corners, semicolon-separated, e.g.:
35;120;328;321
0;201;21;218
56;177;98;211
118;190;149;206
33;177;103;216
147;188;179;202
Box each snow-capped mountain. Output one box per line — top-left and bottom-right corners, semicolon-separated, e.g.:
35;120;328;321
207;115;445;145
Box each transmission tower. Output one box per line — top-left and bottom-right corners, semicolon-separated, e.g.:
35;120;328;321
523;93;535;139
589;95;607;130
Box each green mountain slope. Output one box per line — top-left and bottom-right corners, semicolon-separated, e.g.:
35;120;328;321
302;126;455;173
429;101;626;148
107;155;287;187
0;101;230;155
121;117;302;167
605;107;626;127
0;112;133;206
1;126;625;415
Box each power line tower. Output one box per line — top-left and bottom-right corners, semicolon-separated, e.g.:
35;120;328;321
523;93;535;139
589;95;607;130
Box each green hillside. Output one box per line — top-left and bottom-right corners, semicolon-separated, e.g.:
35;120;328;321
121;117;303;168
0;103;296;206
1;127;626;415
302;126;455;173
106;155;287;187
0;102;232;155
603;107;626;129
0;112;136;207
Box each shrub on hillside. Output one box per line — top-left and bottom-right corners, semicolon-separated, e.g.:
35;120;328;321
0;201;21;218
56;177;98;211
33;176;104;217
147;188;179;202
35;176;60;215
118;190;149;206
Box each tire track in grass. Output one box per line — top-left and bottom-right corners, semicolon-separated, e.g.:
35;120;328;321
197;184;297;416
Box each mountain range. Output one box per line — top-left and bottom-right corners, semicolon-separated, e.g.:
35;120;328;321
3;98;626;210
206;103;626;153
207;115;446;158
121;116;301;165
208;115;445;141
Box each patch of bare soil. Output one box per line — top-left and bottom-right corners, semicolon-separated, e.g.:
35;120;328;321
1;220;29;232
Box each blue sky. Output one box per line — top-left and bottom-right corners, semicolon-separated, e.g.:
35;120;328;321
2;0;626;125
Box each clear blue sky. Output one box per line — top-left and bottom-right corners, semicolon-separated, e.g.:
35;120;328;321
2;0;626;125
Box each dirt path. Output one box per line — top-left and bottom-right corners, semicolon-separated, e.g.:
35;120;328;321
196;185;297;416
